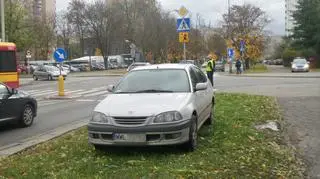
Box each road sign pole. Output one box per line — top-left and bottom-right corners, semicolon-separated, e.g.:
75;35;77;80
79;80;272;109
1;0;5;42
183;42;186;60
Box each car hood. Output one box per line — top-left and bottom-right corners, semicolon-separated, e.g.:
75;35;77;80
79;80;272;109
94;93;191;117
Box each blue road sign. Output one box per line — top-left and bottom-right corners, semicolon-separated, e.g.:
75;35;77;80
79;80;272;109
54;48;67;63
177;18;191;32
240;40;245;52
228;48;234;58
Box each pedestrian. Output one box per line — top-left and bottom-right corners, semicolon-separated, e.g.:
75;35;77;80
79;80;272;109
236;59;242;74
206;55;214;86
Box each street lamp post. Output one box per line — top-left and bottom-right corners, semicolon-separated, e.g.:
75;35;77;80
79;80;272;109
1;0;5;42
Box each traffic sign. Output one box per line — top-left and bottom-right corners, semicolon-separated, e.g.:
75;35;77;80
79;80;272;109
240;40;245;52
179;32;189;43
54;48;67;63
26;50;32;59
177;18;190;32
178;6;189;17
227;48;234;58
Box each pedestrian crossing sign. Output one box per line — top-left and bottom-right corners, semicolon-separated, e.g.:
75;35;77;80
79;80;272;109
177;18;190;32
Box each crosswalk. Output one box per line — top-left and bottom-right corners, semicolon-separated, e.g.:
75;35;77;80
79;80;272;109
25;87;109;100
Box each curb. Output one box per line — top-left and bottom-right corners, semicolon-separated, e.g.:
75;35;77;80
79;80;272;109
0;120;88;157
223;74;320;79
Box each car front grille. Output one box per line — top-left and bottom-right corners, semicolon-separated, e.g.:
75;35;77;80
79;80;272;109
113;116;148;125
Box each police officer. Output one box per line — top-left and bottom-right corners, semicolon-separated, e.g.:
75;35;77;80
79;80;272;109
206;55;215;86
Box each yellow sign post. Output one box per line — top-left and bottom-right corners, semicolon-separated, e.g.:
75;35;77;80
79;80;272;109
179;32;189;43
178;6;189;17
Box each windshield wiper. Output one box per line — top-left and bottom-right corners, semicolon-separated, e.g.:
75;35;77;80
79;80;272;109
135;89;174;93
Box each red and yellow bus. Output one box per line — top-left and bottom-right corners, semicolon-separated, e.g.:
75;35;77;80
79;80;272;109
0;42;19;88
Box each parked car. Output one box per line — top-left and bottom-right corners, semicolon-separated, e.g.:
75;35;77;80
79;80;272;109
127;62;151;72
33;65;67;81
0;83;37;127
88;64;215;152
291;58;310;72
215;61;225;72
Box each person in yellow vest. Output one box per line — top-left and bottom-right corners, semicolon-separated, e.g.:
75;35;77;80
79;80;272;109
206;55;215;86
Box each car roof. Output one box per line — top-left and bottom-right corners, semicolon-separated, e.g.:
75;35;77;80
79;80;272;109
131;63;193;71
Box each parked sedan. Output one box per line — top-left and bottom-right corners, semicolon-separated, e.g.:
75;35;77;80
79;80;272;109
0;83;37;127
33;65;67;81
88;64;215;151
215;61;225;72
291;58;310;72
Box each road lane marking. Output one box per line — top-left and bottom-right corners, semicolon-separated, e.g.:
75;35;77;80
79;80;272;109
83;91;109;97
76;89;101;95
76;99;96;102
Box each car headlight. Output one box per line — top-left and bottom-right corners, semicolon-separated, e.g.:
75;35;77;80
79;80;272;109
91;112;111;123
153;111;183;123
304;64;309;68
292;64;296;68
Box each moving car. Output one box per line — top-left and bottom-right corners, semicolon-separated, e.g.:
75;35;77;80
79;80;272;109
0;83;37;127
33;65;67;81
88;64;215;151
127;62;151;72
215;61;225;72
291;58;310;72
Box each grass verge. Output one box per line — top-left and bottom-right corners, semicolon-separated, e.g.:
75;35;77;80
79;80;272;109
0;93;304;178
245;64;269;73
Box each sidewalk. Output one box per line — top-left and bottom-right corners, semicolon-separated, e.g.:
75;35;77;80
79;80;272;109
224;72;320;78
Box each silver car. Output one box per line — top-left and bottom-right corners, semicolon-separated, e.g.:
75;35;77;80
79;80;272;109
291;58;310;72
33;65;67;81
88;64;215;151
126;62;151;72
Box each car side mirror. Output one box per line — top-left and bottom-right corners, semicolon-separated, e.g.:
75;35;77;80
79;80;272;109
195;83;207;91
107;85;115;92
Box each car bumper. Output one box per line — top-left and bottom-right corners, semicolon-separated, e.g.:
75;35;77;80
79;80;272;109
88;120;191;146
292;68;309;72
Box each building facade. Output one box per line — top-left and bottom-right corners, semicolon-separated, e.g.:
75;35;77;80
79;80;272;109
22;0;56;21
285;0;298;37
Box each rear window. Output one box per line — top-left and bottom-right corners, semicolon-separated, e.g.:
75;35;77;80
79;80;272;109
0;51;16;72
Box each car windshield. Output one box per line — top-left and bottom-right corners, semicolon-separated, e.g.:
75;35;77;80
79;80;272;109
45;66;59;72
293;59;307;64
114;69;190;93
0;84;8;99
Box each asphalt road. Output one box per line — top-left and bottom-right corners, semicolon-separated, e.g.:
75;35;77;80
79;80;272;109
1;73;319;178
0;76;121;147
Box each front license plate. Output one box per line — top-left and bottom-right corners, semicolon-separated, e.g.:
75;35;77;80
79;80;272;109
113;133;146;142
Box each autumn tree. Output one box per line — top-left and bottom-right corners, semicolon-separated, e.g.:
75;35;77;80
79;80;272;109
222;4;270;68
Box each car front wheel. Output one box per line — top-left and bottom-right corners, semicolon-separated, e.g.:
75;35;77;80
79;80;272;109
20;104;34;127
33;75;38;81
182;115;198;152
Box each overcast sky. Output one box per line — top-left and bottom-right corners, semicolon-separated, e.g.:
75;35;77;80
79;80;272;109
56;0;285;35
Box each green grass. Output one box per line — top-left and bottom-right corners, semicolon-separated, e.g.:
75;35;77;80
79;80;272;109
245;64;269;73
0;93;304;178
310;68;320;72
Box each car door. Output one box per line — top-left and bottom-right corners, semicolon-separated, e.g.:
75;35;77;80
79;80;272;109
188;67;206;125
193;66;213;122
0;84;18;122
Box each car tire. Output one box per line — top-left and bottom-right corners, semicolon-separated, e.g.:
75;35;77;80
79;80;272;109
33;75;38;81
48;75;53;81
20;104;34;127
182;115;198;152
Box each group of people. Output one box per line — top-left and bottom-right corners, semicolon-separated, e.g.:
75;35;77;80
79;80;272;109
205;56;243;87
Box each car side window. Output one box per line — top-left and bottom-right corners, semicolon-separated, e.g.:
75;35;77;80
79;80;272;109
193;66;207;83
189;67;200;89
0;84;9;99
